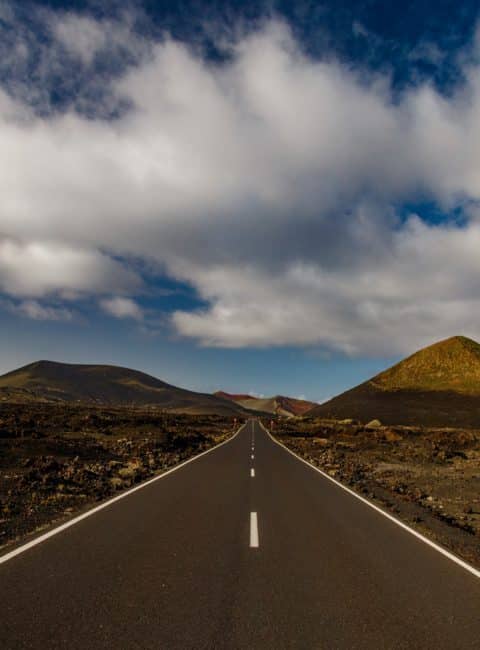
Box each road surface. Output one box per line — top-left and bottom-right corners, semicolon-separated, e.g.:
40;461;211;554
1;419;479;649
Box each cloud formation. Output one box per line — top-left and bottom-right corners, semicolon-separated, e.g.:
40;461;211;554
100;297;144;320
2;7;480;354
5;299;73;322
0;239;141;298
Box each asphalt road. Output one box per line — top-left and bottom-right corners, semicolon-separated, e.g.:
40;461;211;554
1;419;480;649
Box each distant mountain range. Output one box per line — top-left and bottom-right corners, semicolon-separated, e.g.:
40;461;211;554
0;361;248;416
4;335;480;426
309;336;480;427
214;391;317;417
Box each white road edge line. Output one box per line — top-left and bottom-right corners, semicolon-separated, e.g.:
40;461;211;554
250;511;259;548
0;422;248;566
250;468;255;477
259;421;480;580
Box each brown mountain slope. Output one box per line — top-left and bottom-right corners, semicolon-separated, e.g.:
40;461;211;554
372;335;480;393
308;336;480;427
0;360;248;416
215;391;317;417
214;391;253;402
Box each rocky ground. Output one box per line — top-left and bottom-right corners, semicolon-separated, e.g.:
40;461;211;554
0;403;239;550
271;417;480;568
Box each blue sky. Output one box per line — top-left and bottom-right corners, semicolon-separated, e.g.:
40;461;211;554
1;0;480;401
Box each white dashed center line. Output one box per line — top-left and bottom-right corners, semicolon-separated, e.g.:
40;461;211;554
251;454;254;460
250;468;255;477
250;512;259;548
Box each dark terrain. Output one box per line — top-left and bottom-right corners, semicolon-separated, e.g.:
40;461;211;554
0;402;239;550
272;416;480;567
0;360;247;415
1;420;480;650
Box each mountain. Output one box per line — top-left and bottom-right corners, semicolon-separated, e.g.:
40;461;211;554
308;336;480;427
215;391;317;417
0;360;248;416
214;391;254;402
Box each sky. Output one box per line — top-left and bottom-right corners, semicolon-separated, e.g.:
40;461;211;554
2;0;480;401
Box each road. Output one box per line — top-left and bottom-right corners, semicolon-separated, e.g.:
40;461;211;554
1;419;480;649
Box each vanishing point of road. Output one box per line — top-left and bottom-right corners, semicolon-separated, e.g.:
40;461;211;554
1;420;480;649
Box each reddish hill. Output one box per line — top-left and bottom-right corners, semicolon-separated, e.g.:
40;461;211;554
214;391;254;402
215;391;316;417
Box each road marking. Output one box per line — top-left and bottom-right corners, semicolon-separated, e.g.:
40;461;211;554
251;454;254;460
260;422;480;580
0;423;249;566
250;468;255;477
250;512;259;548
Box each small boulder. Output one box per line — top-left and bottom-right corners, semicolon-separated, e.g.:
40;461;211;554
384;429;403;442
365;419;382;429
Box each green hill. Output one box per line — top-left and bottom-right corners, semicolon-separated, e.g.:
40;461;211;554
0;360;247;416
372;336;480;393
308;336;480;427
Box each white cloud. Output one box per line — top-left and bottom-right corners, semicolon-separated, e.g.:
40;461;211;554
50;11;146;68
100;296;144;320
3;11;480;354
0;239;141;298
52;15;108;65
6;299;73;321
171;219;480;355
